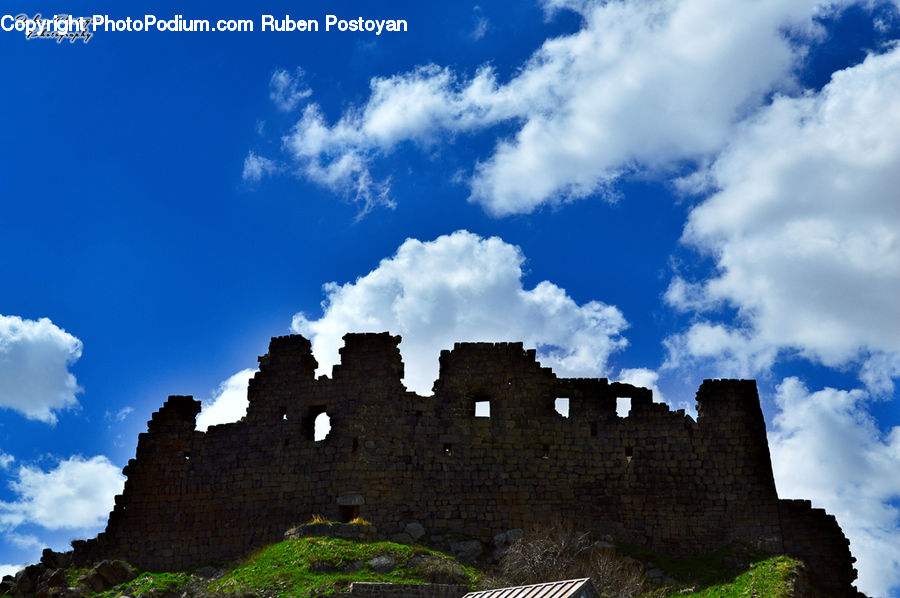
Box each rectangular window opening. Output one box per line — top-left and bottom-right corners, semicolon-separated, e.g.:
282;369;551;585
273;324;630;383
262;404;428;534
616;397;632;418
474;400;491;418
554;397;569;418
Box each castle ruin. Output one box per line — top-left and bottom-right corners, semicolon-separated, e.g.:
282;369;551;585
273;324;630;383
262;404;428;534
82;333;859;596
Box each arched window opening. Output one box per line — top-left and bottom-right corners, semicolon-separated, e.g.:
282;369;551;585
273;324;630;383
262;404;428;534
314;412;331;441
302;405;329;441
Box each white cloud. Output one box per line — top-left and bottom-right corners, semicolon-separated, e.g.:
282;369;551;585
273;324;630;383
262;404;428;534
7;533;42;552
0;452;13;470
291;230;629;394
0;455;124;532
615;367;678;411
0;315;83;424
665;45;900;393
0;564;22;578
242;151;280;182
269;67;312;112
274;0;847;215
104;406;133;426
470;6;488;40
769;378;900;597
663;322;779;379
195;368;257;431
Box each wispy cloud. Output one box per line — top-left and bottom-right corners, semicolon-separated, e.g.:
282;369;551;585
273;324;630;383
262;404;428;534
470;6;488;40
269;67;312;112
104;406;133;427
242;151;280;182
0;452;14;471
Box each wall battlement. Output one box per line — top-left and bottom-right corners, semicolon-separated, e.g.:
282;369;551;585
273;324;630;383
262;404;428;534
86;333;858;596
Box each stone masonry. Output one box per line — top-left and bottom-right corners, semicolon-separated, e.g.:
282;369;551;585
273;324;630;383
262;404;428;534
78;333;859;596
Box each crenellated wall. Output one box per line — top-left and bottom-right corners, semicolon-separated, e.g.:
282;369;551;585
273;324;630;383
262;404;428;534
84;333;859;596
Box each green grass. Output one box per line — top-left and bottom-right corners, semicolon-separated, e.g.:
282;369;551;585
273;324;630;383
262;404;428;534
0;538;477;598
678;556;801;598
97;571;193;597
613;540;804;596
207;537;479;597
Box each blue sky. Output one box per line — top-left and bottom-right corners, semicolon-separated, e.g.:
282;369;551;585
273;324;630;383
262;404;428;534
1;1;899;595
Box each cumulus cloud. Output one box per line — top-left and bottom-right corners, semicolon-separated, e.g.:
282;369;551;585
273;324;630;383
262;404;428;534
0;315;83;424
273;0;847;215
665;45;900;393
769;378;900;597
195;369;256;431
0;455;124;532
615;367;677;412
269;67;312;112
291;230;629;394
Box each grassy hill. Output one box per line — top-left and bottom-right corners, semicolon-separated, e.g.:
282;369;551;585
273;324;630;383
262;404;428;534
2;535;806;597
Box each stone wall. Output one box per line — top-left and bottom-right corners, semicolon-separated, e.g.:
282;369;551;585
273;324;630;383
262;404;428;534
345;583;468;598
84;333;859;596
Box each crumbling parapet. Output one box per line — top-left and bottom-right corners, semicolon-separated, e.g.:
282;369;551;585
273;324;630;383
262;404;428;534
79;333;858;596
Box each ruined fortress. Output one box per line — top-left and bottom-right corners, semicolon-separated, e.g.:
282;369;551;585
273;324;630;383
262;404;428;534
79;333;859;596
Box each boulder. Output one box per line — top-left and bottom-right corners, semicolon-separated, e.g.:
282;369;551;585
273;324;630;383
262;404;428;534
368;555;396;573
77;570;107;593
44;568;67;588
450;540;482;560
15;567;36;593
41;549;72;570
404;522;425;541
93;559;137;587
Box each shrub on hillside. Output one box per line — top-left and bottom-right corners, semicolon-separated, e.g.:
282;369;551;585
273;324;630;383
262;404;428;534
488;521;646;598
